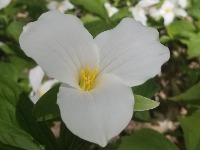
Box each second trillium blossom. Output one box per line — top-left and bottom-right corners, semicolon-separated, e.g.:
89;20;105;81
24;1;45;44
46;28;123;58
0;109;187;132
47;0;74;13
19;11;169;147
29;65;58;103
0;0;11;10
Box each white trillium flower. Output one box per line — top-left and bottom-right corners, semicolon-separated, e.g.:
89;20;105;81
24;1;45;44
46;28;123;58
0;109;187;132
0;0;11;10
104;2;119;17
137;0;160;7
19;11;170;146
47;0;74;13
29;65;58;103
129;0;159;25
129;5;147;25
171;0;187;8
150;0;187;25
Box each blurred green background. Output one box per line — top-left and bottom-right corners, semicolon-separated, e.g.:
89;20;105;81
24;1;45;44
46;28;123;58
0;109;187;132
0;0;200;150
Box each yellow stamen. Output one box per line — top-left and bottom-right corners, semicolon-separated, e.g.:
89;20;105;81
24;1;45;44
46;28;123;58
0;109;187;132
39;89;45;96
79;68;98;91
164;8;170;13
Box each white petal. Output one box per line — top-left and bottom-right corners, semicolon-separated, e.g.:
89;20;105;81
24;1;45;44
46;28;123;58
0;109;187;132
104;2;119;17
160;0;174;11
163;12;175;25
29;66;44;92
129;6;147;25
57;74;134;146
0;0;11;10
29;91;40;104
20;11;99;88
178;0;187;8
149;7;161;18
138;0;159;8
60;0;74;11
95;18;170;87
47;1;58;10
40;79;58;94
174;8;187;17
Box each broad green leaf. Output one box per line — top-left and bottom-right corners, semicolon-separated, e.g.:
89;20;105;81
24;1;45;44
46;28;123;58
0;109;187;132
0;120;43;150
0;62;18;81
160;35;171;44
0;56;31;82
59;122;90;150
33;84;60;121
9;55;30;74
16;93;59;150
0;76;43;150
84;18;117;37
0;43;16;55
133;111;152;122
197;20;200;31
169;82;200;104
111;7;131;22
6;21;24;42
134;95;160;111
188;1;200;20
118;129;179;150
179;109;200;150
0;76;22;125
132;78;160;98
166;20;196;42
71;0;109;20
187;33;200;58
81;15;101;24
0;141;25;150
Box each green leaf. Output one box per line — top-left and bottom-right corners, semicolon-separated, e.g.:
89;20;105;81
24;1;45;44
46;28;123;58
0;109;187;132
0;76;22;125
33;84;60;121
0;43;16;55
0;120;43;150
132;78;160;98
196;20;200;31
134;95;160;111
16;93;59;150
179;109;200;150
0;76;43;150
59;122;90;150
188;1;200;20
166;20;196;42
0;62;18;81
0;141;25;150
187;33;200;58
111;7;131;22
9;55;30;75
71;0;109;20
133;111;152;122
84;18;116;37
6;22;24;42
169;82;200;104
118;129;179;150
160;35;171;44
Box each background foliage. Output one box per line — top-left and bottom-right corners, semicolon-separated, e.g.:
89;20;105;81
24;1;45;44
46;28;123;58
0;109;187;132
0;0;200;150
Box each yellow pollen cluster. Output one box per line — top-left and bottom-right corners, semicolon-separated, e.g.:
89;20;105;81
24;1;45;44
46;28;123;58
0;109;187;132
79;68;98;91
164;8;170;13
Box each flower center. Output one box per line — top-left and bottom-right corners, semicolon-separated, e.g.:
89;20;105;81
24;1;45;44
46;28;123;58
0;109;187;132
39;88;45;96
79;68;98;91
164;8;170;13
